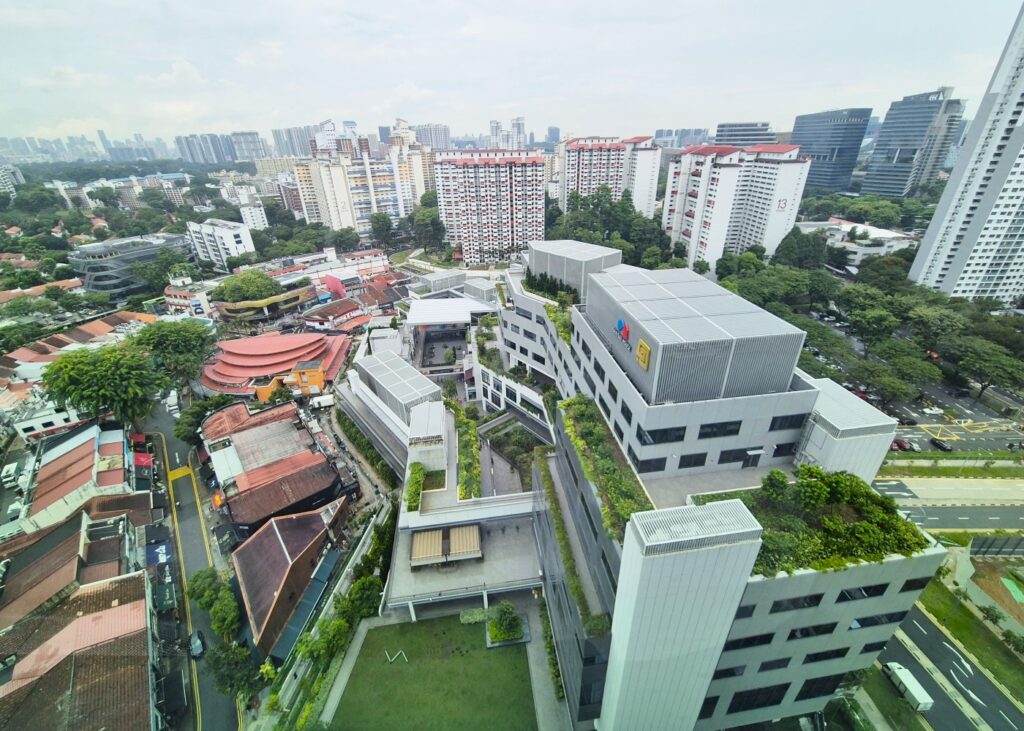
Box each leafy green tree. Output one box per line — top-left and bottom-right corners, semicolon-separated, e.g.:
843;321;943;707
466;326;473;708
267;385;293;404
849;360;917;406
89;187;119;207
836;284;889;318
346;575;383;619
907;306;967;351
847;309;899;358
952;337;1024;398
771;227;826;269
131;319;214;383
210;585;242;640
207;643;265;700
419;190;437;208
494;600;522;638
412;206;446;251
188;567;224;610
138;187;174;212
331;227;361;251
2;296;57;317
980;604;1005;625
693;260;710;275
716;253;739;279
856;255;911;291
174;395;234;445
42;344;165;425
297;616;351;665
808;270;840;311
762;470;790;503
369;212;394;246
210;269;283;302
1005;630;1024;654
131;247;191;294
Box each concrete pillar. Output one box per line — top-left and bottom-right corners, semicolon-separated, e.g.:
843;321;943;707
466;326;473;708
408;601;417;622
483;591;489;609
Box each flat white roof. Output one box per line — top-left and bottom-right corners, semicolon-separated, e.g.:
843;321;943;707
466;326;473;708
405;297;496;326
409;401;445;439
355;350;440;405
630;500;762;555
810;376;897;431
529;239;621;260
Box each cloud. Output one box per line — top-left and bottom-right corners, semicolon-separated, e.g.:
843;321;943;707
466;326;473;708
21;65;108;90
235;40;286;66
138;59;207;87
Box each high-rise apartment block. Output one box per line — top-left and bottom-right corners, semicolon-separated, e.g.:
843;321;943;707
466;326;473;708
488;117;528;149
546;126;561;144
714;122;777;146
862;87;964;197
790;108;872;191
410;123;451;150
911;7;1024;302
175;133;239;164
0;164;25;195
662;145;810;267
558;136;662;216
240;203;269;231
294;157;403;236
433;150;545;264
230;131;270;161
186;219;256;271
271;125;319;157
654;128;711;148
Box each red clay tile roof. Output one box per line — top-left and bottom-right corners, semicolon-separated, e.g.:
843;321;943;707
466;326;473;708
0;279;81;306
234;449;325;492
226;458;336;525
0;532;80;629
302;298;360;321
201;402;298;442
201;333;350;395
31;441;97;515
682;144;742;156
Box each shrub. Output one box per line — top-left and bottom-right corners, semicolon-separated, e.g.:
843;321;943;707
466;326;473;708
488;601;523;643
448;399;481;499
336;409;399;489
538;598;564;700
460;608;490;624
981;604;1006;625
1005;630;1024;654
406;462;425;511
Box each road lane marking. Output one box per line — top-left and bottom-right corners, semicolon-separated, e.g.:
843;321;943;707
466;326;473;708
943;642;974;676
989;517;1001;520
1002;710;1020;730
913;620;928;635
959;517;969;520
186;452;215;567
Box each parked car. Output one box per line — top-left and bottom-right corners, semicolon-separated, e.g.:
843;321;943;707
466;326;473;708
922;407;944;416
897;417;918;426
894;439;912;451
930;438;954;452
890;441;903;452
949;388;970;398
189;630;206;659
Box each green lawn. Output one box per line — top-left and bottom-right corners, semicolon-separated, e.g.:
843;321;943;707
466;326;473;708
887;450;1019;461
331;615;536;731
919;581;1024;698
390;249;415;264
862;667;928;731
877;464;1024;478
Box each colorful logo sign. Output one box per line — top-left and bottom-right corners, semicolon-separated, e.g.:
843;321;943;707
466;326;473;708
616;319;630;341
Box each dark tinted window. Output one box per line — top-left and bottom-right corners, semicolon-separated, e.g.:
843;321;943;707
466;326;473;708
620;402;632;425
803;648;849;664
608;382;618;402
770;594;823;614
861;641;888;654
699;420;742;439
836;583;888;602
770;413;809;431
679;452;708;469
636;425;686;445
773;442;797;458
795;673;845;701
698;696;717;720
712;666;745;680
723;633;773;651
727;683;789;713
850;611;908;630
788;623;836;641
720;447;760;463
759;658;790;672
901;577;932;592
734;604;755;619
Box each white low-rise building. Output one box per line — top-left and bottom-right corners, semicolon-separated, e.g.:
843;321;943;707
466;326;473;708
797;218;916;266
186;219;256;272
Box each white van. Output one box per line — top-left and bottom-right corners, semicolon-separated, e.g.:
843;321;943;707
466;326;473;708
2;463;21;490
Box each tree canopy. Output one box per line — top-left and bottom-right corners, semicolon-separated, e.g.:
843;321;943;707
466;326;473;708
131;319;214;383
210;269;283;302
369;212;394;246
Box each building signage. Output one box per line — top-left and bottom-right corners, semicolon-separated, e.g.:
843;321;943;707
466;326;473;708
636;339;651;370
614;319;633;351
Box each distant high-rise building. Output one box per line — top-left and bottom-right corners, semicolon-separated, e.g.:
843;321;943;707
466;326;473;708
410;123;451;150
487;117;526;150
231;131;270;161
714;122;777;146
546;126;561;144
559;136;662;217
434;150;545;264
663;144;810;267
294;157;405;236
511;117;526;149
489;120;503;149
240;203;269;231
0;164;25;196
911;8;1024;303
378;125;392;145
272;125;318;157
790;108;872;191
654;128;711;148
96;130;113;155
863;116;882;142
187;219;256;272
862;87;964;198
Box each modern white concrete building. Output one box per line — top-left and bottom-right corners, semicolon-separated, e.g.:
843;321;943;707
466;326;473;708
797;218;916;266
910;6;1024;303
409;122;451;151
662;145;810;267
239;203;269;231
186;219;256;272
294;157;404;236
714;122;777;146
434;150;545;265
0;164;25;195
558;136;662;217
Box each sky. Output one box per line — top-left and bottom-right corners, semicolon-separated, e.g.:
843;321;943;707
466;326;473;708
1;0;1021;144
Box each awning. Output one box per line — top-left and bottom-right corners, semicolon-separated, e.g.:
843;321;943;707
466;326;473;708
152;583;177;612
197;444;210;463
156;670;188;715
130;433;146;445
448;525;482;561
134;452;154;467
411;530;443;567
746;449;766;456
410;525;482;567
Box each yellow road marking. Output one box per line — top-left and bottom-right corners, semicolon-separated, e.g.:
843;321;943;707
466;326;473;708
168;466;192;481
153;431;203;731
185;451;214;567
920;424;962;440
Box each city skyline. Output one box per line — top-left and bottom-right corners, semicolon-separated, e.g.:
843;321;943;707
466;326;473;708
1;0;1019;141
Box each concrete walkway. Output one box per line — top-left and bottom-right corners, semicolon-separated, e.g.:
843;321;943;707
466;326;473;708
520;598;571;731
853;687;895;730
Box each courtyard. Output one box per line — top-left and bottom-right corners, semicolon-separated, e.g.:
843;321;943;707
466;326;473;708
330;614;537;731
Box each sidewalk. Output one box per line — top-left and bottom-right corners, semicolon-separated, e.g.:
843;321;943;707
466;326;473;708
518;596;570;731
853;687;894;731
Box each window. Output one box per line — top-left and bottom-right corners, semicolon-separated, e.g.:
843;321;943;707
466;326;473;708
788;623;836;641
608;382;618;402
519;346;528;355
630;449;666;473
516;306;531;319
861;641;888;654
593;361;605;382
583;370;595;392
727;683;789;714
679;452;708;469
523;329;537;341
773;442;797;458
613;422;624;440
699;420;742;439
713;666;745;680
837;583;888;602
901;577;932;592
510;323;521;334
720;447;760;464
770;594;823;613
795;673;845;701
723;633;773;651
759;658;790;672
804;648;849;664
599;397;610;417
770;413;809;431
504;339;516;349
532;354;545;365
636;425;686;446
849;611;907;630
41;421;54;428
734;604;755;619
581;340;591;358
620;402;632;425
535;313;545;323
698;696;718;720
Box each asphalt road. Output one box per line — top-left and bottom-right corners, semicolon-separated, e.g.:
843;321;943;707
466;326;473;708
898;606;1024;730
900;505;1024;529
878;639;974;731
145;402;237;731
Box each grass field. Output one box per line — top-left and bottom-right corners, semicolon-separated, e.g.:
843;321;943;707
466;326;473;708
877;464;1024;478
331;615;536;731
886;450;1021;461
862;666;928;731
390;249;415;264
919;581;1024;699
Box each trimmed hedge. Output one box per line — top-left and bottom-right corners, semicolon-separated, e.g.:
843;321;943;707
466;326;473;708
544;303;572;345
406;462;425;511
538;597;564;700
448;399;482;499
335;409;399;489
560;395;652;542
535;447;610;637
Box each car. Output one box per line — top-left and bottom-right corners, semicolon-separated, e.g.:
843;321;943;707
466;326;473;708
922;407;944;416
898;417;918;426
950;389;970;399
890;440;903;452
894;439;912;451
189;630;206;659
930;438;954;452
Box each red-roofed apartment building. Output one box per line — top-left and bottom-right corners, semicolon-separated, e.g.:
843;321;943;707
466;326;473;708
233;498;347;659
662;144;810;268
558;135;662;217
201;403;341;529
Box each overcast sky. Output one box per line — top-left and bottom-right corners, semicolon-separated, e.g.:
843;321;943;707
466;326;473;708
2;0;1020;143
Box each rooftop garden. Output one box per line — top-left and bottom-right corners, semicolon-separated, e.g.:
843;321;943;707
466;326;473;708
535;447;611;637
209;269;283;302
693;466;930;577
406;462;425;511
559;395;653;542
521;268;579;305
447;399;482;499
